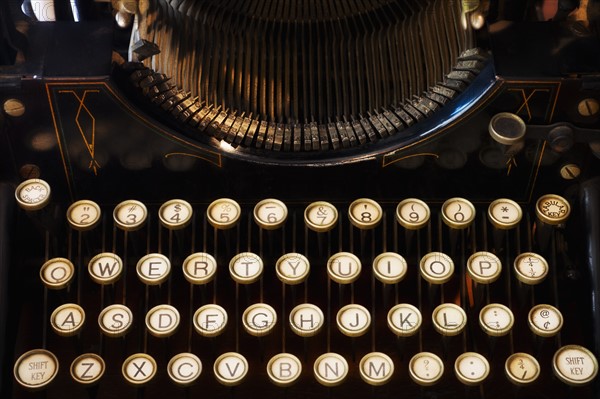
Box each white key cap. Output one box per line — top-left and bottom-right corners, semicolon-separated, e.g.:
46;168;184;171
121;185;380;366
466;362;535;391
88;252;123;285
348;198;382;229
253;198;288;230
327;252;361;284
359;352;394;386
396;198;430;230
304;201;338;232
136;253;171;285
505;352;540;385
536;194;571;225
182;252;217;285
454;352;490;386
50;303;85;336
242;303;277;337
98;304;133;337
487;198;522;229
267;353;302;387
314;353;349;387
289;303;324;337
513;252;548;285
229;252;263;284
432;303;467;336
145;304;180;338
214;352;248;386
15;179;51;211
14;349;59;389
467;251;502;284
553;345;599;386
159;199;193;230
113;199;147;231
193;304;227;337
387;303;422;337
420;252;454;284
441;197;475;229
372;252;407;284
207;198;241;229
528;304;563;337
409;352;444;386
40;257;74;289
70;353;105;385
276;253;310;285
67;200;101;231
122;353;157;386
479;303;514;337
167;353;202;386
336;304;371;337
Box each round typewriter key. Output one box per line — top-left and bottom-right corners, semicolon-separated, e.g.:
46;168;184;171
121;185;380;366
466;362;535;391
432;303;467;336
136;253;171;285
67;200;101;231
454;352;490;386
15;178;51;211
441;197;475;229
536;194;570;225
113;199;147;231
487;198;522;230
488;112;526;145
327;252;361;284
348;198;382;229
396;198;430;230
229;252;263;284
207;198;241;229
359;352;394;386
304;201;338;232
420;252;454;284
214;352;248;386
193;304;228;337
253;198;288;230
372;252;407;284
479;303;514;337
50;303;85;336
88;252;123;285
159;199;193;230
409;352;444;386
14;349;59;389
514;252;548;285
267;353;302;387
122;353;157;386
276;253;310;285
336;304;371;337
505;353;540;386
98;304;133;337
467;251;502;284
387;303;422;337
242;303;277;337
182;252;217;285
528;304;563;337
40;257;75;289
314;353;349;387
553;345;599;386
289;303;324;337
70;353;105;385
167;353;202;386
145;304;180;338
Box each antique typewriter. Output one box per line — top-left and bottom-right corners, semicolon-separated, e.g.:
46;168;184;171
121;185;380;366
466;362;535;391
1;0;600;398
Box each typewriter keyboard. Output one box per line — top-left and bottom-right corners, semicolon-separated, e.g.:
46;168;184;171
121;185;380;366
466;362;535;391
10;181;599;398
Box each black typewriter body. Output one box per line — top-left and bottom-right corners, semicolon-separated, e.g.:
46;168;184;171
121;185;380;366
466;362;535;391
1;1;600;398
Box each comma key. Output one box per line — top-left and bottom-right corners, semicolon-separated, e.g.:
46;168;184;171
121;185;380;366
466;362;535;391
13;349;59;390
